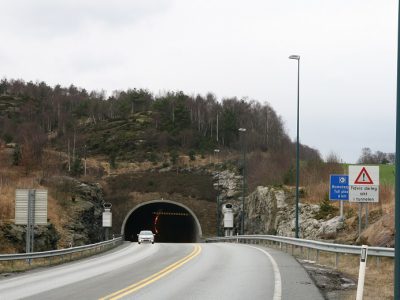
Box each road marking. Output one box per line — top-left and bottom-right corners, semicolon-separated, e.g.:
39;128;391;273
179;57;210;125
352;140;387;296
99;244;202;300
247;245;282;300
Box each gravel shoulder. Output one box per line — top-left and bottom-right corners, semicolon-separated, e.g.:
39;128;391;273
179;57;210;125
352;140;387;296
299;259;356;300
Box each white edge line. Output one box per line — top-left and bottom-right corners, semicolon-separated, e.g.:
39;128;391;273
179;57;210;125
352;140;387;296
247;245;282;300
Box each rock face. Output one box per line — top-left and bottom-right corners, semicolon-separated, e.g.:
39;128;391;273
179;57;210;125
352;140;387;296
214;169;243;233
0;176;106;253
48;177;105;247
358;212;394;247
0;223;59;253
245;186;345;239
215;170;242;199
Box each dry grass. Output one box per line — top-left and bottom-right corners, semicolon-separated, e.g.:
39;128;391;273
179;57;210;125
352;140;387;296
304;182;328;204
340;255;394;300
319;252;392;298
0;170;47;221
0;147;72;250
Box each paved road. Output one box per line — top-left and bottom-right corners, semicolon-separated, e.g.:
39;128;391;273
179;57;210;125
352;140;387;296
0;242;323;300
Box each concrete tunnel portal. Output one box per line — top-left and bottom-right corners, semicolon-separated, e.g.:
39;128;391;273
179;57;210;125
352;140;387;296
122;200;202;243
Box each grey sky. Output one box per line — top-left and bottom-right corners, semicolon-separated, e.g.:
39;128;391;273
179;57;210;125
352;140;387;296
0;0;397;163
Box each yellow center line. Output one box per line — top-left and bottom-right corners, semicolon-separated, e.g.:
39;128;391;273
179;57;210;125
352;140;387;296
99;245;202;300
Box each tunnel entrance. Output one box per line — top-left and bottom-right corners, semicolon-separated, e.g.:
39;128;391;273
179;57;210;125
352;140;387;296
122;200;202;243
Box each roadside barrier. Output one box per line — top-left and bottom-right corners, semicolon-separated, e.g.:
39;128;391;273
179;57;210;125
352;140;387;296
0;237;123;272
206;235;394;299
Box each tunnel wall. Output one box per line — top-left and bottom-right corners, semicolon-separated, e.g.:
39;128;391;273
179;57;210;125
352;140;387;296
121;200;203;242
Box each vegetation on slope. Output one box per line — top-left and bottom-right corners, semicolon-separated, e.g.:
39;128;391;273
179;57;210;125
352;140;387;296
0;78;321;187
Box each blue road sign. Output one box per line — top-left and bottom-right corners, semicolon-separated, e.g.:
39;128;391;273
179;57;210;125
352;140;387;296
329;175;349;201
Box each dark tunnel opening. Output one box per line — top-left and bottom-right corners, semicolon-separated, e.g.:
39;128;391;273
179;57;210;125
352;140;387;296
123;202;201;243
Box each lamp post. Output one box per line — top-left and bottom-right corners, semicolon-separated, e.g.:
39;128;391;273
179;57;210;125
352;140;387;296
395;4;400;298
289;54;300;238
238;128;247;235
214;149;220;236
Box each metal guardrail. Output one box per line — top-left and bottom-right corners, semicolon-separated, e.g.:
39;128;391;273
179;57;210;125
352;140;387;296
0;237;123;261
205;235;394;258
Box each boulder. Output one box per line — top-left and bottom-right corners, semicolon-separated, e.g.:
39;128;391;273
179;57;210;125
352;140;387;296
358;213;394;247
317;216;345;239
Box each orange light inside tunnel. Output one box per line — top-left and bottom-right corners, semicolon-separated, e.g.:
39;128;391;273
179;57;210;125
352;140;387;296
154;214;160;234
152;212;189;216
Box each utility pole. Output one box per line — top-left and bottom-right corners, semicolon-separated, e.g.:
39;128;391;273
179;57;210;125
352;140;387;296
84;144;87;176
394;3;400;298
289;54;301;238
214;149;220;236
238;128;247;235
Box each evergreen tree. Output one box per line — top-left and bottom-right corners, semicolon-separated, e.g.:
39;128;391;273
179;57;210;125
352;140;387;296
12;144;21;166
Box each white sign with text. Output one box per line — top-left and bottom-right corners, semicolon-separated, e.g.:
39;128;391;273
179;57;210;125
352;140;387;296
349;166;379;203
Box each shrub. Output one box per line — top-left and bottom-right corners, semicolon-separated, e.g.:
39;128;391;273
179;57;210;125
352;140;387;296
315;192;338;219
283;166;295;185
3;133;13;143
71;156;83;176
189;150;196;161
170;150;178;165
148;152;158;164
109;152;117;169
12;144;21;166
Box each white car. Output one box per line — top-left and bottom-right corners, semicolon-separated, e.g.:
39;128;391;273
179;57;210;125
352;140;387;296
137;230;155;244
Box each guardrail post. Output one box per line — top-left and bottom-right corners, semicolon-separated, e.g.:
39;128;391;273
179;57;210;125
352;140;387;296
316;250;319;264
291;244;294;255
356;245;368;300
335;253;339;269
307;247;310;261
376;256;381;269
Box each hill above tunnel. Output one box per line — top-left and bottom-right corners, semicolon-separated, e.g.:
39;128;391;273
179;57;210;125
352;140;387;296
103;171;218;239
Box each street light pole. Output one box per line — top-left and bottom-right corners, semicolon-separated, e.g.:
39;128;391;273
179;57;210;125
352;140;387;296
394;3;400;298
238;128;247;235
289;54;300;238
214;149;220;237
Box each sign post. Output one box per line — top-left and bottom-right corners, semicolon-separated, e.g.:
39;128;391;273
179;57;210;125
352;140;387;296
15;189;48;261
329;175;349;219
26;190;35;254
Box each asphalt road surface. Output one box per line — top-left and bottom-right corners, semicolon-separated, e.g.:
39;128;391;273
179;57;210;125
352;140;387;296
0;242;323;300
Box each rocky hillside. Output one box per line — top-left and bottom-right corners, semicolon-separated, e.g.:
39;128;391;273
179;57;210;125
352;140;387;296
0;175;106;253
244;185;394;246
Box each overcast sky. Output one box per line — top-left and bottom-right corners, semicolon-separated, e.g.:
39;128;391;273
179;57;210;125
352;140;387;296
0;0;397;163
